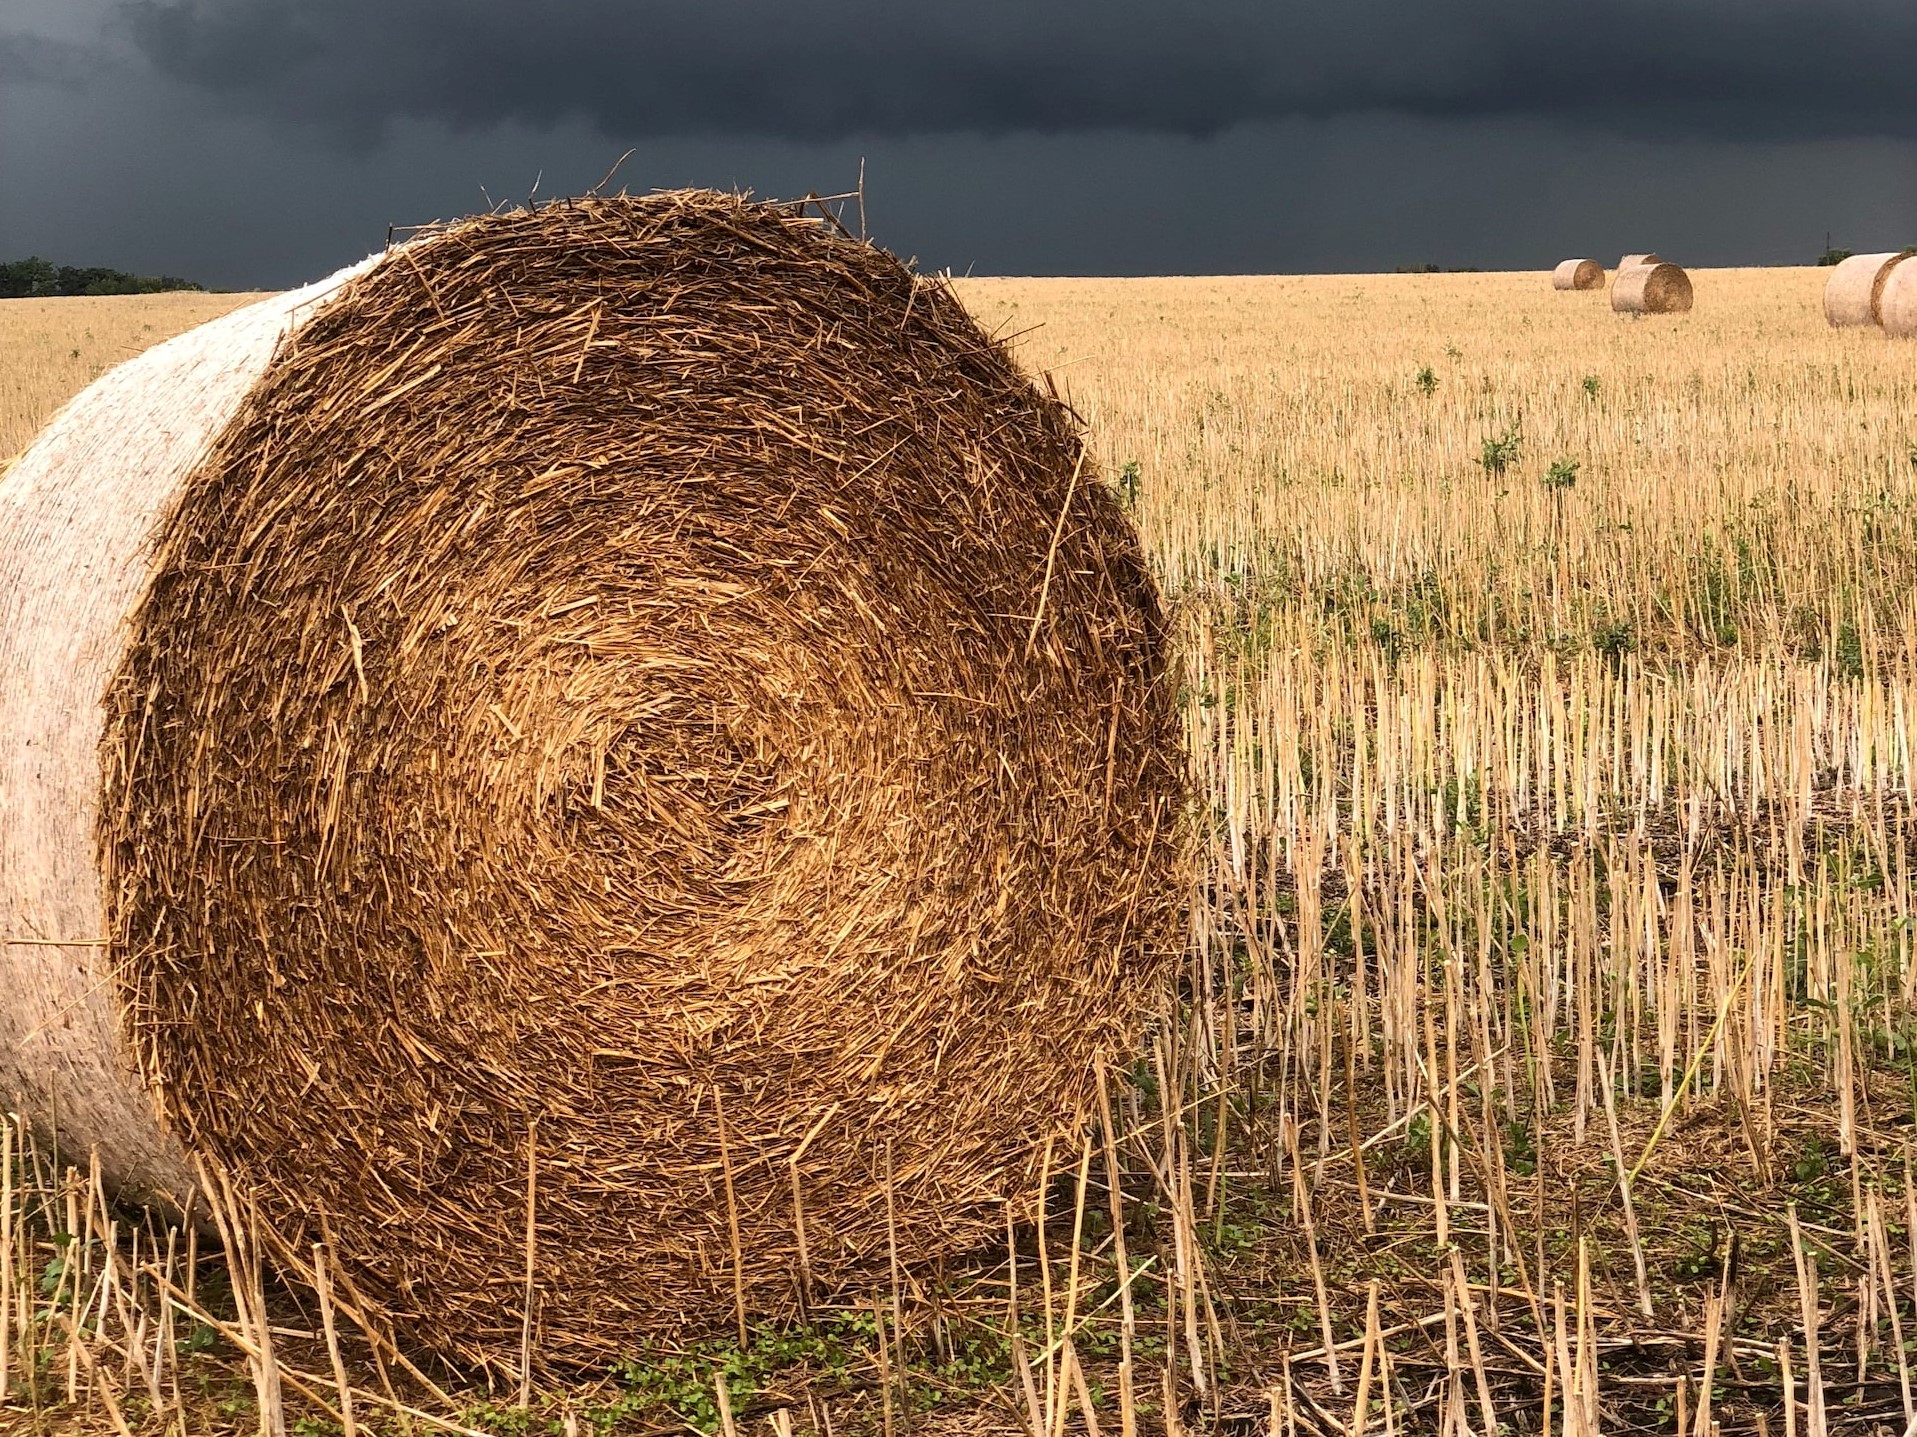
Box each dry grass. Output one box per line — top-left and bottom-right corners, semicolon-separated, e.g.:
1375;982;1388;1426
10;262;1917;1436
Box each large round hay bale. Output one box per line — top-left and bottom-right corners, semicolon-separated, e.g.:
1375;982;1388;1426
1617;252;1662;271
1611;262;1694;315
0;191;1184;1368
1552;259;1605;291
1872;256;1917;337
1824;252;1913;327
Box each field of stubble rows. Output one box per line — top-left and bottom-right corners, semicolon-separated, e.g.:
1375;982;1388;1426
5;264;1917;1434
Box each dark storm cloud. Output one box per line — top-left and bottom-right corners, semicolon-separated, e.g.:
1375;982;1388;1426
0;31;95;86
121;0;1917;146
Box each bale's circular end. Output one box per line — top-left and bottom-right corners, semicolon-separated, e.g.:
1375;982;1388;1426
1824;252;1912;328
102;194;1184;1366
1611;262;1693;315
1552;259;1605;291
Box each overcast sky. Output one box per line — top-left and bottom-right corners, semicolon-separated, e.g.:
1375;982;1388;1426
4;0;1916;288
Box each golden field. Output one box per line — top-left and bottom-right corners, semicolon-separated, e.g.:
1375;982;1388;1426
6;267;1917;1435
0;291;265;461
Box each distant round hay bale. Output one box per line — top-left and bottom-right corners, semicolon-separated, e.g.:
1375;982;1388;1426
1883;263;1917;338
1552;259;1605;291
1611;262;1694;315
1618;253;1662;271
0;191;1184;1368
1841;251;1917;330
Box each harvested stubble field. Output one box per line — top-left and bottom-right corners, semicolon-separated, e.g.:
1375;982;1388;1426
6;263;1917;1436
0;291;267;462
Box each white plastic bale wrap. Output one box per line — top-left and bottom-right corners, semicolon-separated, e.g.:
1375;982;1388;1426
0;261;373;1199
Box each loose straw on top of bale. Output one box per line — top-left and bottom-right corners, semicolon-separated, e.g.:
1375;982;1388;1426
1552;259;1605;291
2;191;1186;1371
1836;251;1917;329
1612;262;1694;315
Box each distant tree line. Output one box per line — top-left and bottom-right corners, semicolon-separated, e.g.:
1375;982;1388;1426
1816;248;1917;267
0;257;204;298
